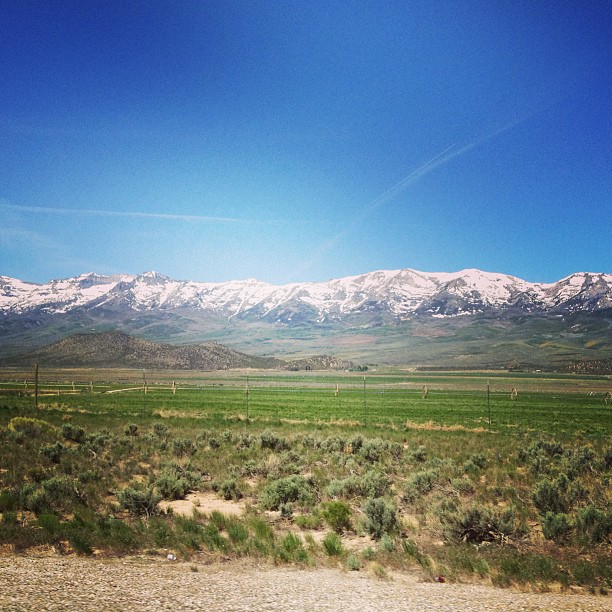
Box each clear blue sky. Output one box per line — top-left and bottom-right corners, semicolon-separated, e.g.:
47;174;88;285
1;1;610;284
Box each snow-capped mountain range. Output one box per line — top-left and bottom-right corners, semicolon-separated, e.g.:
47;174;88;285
1;268;611;323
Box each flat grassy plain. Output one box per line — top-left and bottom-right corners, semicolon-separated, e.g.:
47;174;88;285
1;368;610;436
0;368;610;592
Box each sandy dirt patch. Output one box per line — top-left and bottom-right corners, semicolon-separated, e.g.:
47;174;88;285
159;492;246;517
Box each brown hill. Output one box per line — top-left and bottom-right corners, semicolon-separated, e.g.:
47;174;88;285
0;331;283;370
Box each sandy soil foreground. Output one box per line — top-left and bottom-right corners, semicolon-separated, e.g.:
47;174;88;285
0;555;610;611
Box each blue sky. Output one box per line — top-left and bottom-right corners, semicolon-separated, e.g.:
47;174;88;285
1;1;610;285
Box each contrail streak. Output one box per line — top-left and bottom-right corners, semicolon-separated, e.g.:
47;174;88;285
293;118;526;280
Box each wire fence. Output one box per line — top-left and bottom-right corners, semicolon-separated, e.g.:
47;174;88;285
1;368;610;438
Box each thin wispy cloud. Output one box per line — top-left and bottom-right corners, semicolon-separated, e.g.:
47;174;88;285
0;201;272;225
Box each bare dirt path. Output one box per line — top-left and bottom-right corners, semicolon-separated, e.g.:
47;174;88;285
0;555;609;611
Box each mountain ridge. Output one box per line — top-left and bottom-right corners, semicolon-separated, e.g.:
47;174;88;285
2;268;611;322
1;267;611;369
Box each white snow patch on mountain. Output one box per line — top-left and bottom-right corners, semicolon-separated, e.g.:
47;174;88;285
1;269;610;320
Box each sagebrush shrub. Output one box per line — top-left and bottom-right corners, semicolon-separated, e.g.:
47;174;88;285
347;553;360;570
259;430;290;452
259;475;314;510
564;446;596;477
531;473;582;515
20;484;51;515
219;479;243;501
0;489;19;512
279;502;293;518
40;441;64;463
62;423;86;443
444;505;523;544
408;446;427;463
321;436;346;453
117;485;160;517
363;497;397;539
327;470;390;499
172;437;197;457
360;438;389;462
156;471;189;500
152;422;168;437
402;469;438;503
379;533;395;552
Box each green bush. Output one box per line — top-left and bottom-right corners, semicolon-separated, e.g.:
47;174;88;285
347;553;360;570
236;433;255;449
152;422;168;437
226;519;249;544
532;473;582;515
360;438;389;462
96;515;137;552
0;489;19;512
156;471;189;500
8;417;57;438
62;423;86;443
541;512;572;543
124;423;138;437
2;511;18;525
408;446;427;463
327;470;390;499
321;436;346;453
402;469;438;503
363;498;397;540
40;442;64;463
322;500;352;533
472;453;488;468
117;485;161;517
322;531;344;556
603;447;612;470
379;533;395;552
259;476;315;510
278;532;308;562
86;430;111;452
444;505;523;544
42;476;78;509
219;479;243;501
401;538;430;568
565;446;596;477
349;434;364;454
172;438;197;457
259;430;290;452
574;506;612;545
279;502;293;518
20;484;51;515
362;470;391;498
37;512;63;538
529;439;564;459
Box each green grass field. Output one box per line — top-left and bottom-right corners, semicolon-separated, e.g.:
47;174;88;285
1;368;610;437
0;367;610;590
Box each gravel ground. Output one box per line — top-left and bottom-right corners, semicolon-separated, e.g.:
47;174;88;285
0;555;610;611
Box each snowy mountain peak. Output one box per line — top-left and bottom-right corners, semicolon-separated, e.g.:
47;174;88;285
0;268;610;321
